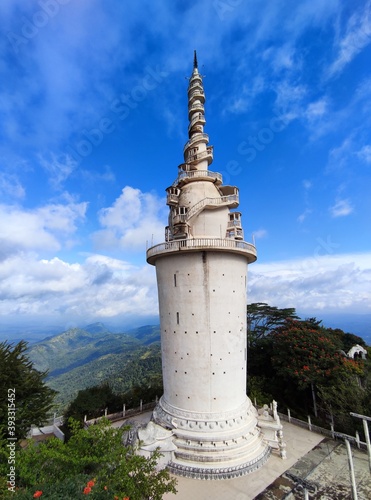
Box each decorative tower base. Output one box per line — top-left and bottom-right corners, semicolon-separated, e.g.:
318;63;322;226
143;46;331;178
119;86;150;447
144;52;271;479
152;397;270;479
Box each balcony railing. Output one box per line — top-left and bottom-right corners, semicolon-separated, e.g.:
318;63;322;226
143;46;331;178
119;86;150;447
173;169;222;186
188;88;205;102
188;102;204;119
185;146;213;165
188;113;206;133
185;194;239;221
147;238;257;264
227;219;242;228
183;133;209;154
188;78;202;91
226;228;244;240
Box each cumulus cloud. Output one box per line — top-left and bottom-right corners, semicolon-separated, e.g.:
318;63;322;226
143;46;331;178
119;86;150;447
249;252;371;314
0;253;158;324
93;186;166;252
0;201;87;255
1;249;369;328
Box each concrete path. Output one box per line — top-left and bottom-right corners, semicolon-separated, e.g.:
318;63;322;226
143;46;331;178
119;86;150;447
163;421;325;500
113;412;371;499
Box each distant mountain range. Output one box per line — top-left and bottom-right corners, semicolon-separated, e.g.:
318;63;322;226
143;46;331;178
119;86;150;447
26;323;161;409
4;312;370;411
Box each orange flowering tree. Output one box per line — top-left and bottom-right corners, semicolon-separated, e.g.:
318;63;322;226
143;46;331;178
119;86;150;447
271;318;361;417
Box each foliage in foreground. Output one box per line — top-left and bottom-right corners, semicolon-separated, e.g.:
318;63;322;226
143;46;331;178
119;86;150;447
0;419;177;500
0;341;56;441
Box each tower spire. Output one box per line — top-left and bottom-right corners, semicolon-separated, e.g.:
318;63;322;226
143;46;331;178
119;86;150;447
193;49;198;70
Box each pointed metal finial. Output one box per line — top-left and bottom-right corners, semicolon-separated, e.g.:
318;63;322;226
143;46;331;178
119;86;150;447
193;50;198;69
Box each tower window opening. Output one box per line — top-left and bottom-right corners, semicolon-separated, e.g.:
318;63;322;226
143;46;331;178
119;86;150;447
176;312;179;324
174;274;177;287
175;206;188;215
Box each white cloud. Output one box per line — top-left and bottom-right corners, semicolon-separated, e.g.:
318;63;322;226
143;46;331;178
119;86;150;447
253;229;268;240
249;252;371;314
327;1;371;78
0;172;25;199
329;198;354;217
304;98;329;123
297;208;312;224
1;249;369;328
93;186;167;252
226;76;266;114
0;201;87;255
273;82;307;122
356;144;371;164
39;154;78;190
0;252;158;324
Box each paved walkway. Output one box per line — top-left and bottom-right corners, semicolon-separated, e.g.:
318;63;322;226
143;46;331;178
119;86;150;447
113;412;371;499
163;421;325;500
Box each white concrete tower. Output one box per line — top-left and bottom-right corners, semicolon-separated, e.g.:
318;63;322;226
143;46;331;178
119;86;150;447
146;52;270;479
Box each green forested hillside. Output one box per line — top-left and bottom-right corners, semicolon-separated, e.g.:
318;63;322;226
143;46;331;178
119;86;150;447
27;324;161;409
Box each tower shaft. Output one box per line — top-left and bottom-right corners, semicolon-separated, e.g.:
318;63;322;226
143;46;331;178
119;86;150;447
146;54;269;479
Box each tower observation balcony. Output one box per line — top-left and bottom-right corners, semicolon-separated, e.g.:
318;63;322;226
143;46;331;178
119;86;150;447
183;133;209;155
173;169;222;187
188;102;205;120
146;237;257;265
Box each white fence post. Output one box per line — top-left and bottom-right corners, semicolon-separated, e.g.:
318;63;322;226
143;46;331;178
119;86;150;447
345;439;358;500
308;415;312;431
288;408;291;423
362;418;371;473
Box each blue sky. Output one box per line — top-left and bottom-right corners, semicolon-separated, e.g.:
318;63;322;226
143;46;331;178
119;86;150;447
0;0;370;332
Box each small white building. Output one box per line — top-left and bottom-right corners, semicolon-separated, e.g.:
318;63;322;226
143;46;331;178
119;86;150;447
145;52;270;479
347;344;367;360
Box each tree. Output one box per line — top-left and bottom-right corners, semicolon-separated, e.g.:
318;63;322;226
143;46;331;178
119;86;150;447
271;318;365;418
64;383;123;424
246;303;298;347
0;341;56;441
8;418;177;499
